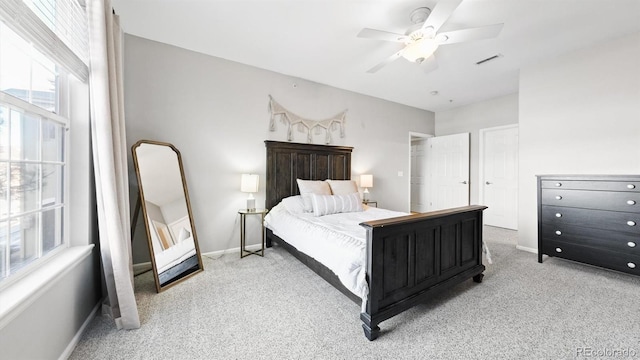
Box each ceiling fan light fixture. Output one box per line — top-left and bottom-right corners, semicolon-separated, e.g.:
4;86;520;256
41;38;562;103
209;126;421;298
357;0;503;74
402;38;439;63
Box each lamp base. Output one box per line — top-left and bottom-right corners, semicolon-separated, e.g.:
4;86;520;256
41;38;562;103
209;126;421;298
246;198;256;212
363;188;370;202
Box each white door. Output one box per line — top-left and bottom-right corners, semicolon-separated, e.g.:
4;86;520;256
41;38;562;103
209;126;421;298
410;138;429;212
480;125;519;229
427;133;470;211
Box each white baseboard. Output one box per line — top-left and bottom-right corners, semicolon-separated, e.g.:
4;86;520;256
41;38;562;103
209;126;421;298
133;262;152;276
132;244;264;269
516;245;538;254
202;243;263;258
58;299;102;360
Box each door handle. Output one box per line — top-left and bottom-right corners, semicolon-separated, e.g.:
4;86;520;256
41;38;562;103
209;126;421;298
486;181;493;185
460;181;467;184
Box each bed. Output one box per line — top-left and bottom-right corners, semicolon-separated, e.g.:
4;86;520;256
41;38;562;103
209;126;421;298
264;140;487;340
147;218;199;286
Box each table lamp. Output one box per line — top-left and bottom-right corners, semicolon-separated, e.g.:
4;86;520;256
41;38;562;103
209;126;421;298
241;174;259;211
360;174;373;201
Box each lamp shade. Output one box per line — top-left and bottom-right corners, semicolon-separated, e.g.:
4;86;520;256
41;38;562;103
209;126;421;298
401;38;439;63
241;174;259;193
360;174;373;188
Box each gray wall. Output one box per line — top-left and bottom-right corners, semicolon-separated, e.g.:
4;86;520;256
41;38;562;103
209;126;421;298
518;31;640;251
435;93;519;205
124;35;435;262
161;198;188;225
144;201;164;223
0;252;100;359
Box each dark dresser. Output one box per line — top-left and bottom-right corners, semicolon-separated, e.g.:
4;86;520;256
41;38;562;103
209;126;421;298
537;175;640;276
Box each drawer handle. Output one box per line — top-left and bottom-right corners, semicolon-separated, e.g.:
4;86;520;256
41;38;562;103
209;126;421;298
555;195;562;200
628;200;636;205
555;213;562;218
555;247;562;253
555;230;562;235
628;184;636;189
628;221;637;226
628;242;637;248
555;182;562;187
628;262;636;269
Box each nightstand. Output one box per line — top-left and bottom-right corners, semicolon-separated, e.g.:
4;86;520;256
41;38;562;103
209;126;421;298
362;200;378;207
238;209;268;258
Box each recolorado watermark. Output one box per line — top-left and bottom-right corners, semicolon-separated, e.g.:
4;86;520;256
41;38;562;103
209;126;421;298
576;347;637;358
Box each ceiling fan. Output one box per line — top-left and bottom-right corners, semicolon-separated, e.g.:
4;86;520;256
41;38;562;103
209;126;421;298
357;0;503;73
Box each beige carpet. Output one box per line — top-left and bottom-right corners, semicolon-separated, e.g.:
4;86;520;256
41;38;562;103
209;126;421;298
70;226;640;359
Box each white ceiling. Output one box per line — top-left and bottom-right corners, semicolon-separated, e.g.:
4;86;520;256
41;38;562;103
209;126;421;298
111;0;640;112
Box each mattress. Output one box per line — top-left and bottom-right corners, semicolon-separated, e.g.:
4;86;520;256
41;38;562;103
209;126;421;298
155;237;197;274
264;196;408;302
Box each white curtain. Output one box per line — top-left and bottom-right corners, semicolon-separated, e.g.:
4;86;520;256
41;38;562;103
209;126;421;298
87;0;140;329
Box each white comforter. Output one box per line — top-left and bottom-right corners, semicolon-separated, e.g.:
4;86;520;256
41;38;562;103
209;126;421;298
155;238;197;274
264;201;408;302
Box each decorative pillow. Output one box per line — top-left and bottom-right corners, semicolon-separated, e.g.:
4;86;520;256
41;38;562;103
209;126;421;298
280;195;306;214
310;193;363;217
326;179;358;195
296;179;332;212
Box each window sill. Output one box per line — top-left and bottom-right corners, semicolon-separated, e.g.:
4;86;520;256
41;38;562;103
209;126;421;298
0;245;94;329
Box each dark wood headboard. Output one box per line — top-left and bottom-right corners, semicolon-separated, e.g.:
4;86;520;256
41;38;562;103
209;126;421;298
265;140;353;209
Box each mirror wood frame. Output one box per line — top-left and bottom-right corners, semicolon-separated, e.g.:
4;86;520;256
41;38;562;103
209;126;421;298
132;140;204;292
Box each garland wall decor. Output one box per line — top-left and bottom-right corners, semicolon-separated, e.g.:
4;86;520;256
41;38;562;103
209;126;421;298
268;95;347;144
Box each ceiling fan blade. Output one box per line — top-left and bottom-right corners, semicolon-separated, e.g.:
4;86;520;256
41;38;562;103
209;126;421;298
437;24;504;44
357;28;407;42
366;51;403;73
421;0;463;33
421;55;439;74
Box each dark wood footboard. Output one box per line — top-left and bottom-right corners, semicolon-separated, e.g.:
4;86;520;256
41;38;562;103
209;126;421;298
359;205;487;340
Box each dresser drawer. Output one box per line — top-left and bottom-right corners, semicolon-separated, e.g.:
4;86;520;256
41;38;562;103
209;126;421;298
542;240;640;276
541;205;640;234
541;189;640;213
541;179;640;192
541;224;639;254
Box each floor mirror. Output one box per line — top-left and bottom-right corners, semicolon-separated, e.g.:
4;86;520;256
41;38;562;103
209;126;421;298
132;140;203;292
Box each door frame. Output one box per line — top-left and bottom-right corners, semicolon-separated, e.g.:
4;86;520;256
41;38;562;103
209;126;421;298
478;124;519;225
408;132;433;213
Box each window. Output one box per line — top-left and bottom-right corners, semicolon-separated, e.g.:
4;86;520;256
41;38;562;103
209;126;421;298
0;0;86;283
0;23;69;282
0;95;67;281
0;22;59;113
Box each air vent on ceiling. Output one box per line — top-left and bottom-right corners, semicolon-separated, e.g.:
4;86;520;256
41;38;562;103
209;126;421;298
476;54;502;65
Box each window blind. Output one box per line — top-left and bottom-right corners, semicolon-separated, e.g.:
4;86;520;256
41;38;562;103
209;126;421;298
0;0;88;82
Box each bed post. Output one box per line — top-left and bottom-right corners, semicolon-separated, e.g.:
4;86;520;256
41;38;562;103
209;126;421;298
361;315;380;341
360;226;380;340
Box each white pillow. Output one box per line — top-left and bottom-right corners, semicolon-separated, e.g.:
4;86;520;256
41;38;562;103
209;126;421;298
326;179;358;195
310;193;363;217
280;195;306;214
296;179;331;212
